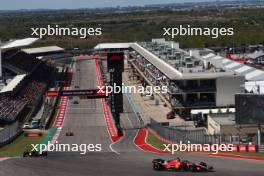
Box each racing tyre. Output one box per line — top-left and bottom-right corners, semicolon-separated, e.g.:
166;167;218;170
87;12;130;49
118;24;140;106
208;166;214;172
189;164;196;172
23;151;29;157
42;151;48;157
153;163;162;171
200;162;207;167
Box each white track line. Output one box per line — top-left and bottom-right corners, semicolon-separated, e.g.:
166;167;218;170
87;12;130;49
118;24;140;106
0;157;9;162
109;143;120;155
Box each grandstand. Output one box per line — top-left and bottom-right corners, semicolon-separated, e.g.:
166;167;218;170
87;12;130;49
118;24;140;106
0;38;57;129
0;38;39;77
0;74;27;93
95;39;244;118
201;53;264;94
0;95;27;124
22;46;64;56
0;63;56;125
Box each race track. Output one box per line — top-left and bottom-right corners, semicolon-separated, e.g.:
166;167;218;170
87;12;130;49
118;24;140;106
0;58;263;176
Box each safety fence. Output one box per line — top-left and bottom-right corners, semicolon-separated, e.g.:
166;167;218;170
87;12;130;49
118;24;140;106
257;145;264;152
148;118;262;145
149;118;207;144
0;121;22;147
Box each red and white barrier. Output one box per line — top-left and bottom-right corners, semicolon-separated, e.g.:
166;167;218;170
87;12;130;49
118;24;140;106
231;145;238;152
94;59;121;142
239;145;247;152
248;145;256;153
53;87;69;127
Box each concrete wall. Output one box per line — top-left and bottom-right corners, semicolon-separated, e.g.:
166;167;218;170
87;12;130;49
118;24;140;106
207;115;221;135
216;75;244;106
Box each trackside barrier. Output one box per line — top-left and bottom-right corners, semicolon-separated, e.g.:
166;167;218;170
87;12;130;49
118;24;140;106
229;145;257;152
148;118;260;153
149;118;207;144
257;145;264;152
231;145;238;152
248;145;256;152
0;121;22;147
239;145;247;152
148;128;258;154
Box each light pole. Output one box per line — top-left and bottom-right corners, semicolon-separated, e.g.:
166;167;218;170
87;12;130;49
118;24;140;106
257;124;262;146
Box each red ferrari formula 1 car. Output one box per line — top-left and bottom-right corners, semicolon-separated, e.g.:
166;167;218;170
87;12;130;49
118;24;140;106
152;158;214;172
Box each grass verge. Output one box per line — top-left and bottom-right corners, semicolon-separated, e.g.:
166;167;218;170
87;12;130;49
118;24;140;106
220;152;264;158
146;131;168;151
0;133;46;157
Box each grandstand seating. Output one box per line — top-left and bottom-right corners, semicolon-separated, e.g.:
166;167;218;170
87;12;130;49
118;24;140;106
0;52;56;124
0;95;27;124
20;81;46;107
0;79;48;124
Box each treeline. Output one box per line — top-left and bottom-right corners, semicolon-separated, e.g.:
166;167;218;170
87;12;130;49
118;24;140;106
0;8;263;49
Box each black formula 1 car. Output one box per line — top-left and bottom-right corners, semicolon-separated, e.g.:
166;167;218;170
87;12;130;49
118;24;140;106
23;150;48;157
66;131;74;136
152;158;214;172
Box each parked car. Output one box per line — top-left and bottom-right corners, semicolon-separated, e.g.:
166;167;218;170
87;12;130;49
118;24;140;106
31;119;40;129
23;123;31;129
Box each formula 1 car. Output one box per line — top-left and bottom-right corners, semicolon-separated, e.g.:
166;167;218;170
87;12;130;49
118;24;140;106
23;150;48;157
66;131;74;136
152;158;214;172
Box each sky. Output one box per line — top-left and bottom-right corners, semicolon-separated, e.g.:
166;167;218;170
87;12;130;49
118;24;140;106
0;0;230;10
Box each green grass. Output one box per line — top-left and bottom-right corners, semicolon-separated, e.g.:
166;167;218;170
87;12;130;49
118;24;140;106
221;152;264;158
41;127;57;146
146;131;169;151
1;8;264;49
0;133;45;157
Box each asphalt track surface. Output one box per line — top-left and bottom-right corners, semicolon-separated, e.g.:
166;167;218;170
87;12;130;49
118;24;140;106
1;59;264;176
